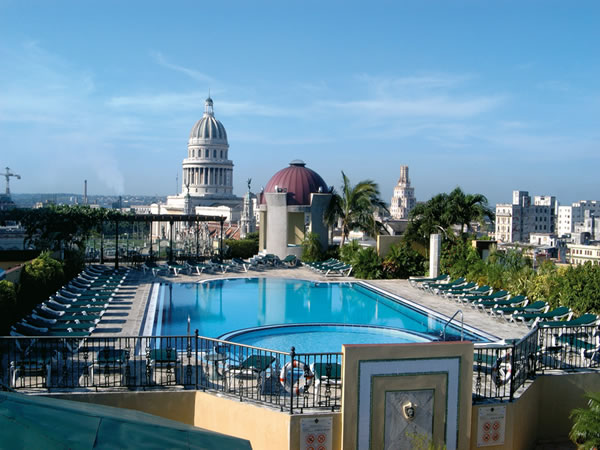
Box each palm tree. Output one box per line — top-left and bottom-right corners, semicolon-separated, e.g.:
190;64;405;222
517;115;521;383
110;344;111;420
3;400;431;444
570;391;600;449
325;171;388;247
447;187;495;234
405;188;494;245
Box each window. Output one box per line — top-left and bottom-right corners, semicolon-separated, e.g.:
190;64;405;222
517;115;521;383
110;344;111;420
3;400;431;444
205;149;209;158
220;150;223;158
213;150;217;158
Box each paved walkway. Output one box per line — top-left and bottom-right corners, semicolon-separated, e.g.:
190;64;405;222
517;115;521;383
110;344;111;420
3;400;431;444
91;265;529;341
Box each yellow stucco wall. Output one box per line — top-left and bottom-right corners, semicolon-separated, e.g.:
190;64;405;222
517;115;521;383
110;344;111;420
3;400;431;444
47;368;600;449
376;235;404;258
259;210;267;251
193;392;292;449
49;390;197;425
470;371;600;449
287;212;305;245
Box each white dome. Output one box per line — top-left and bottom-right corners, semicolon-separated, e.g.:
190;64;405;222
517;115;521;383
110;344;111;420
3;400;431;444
189;97;228;143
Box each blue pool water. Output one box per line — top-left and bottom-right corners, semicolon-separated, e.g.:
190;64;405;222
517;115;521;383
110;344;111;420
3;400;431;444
152;278;487;352
220;324;431;353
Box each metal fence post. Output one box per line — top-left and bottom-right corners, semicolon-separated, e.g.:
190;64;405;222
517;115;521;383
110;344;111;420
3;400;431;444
290;346;295;415
509;342;516;401
195;329;199;390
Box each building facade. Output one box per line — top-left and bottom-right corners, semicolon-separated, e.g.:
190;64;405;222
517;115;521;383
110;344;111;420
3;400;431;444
495;191;555;243
389;165;416;220
150;97;243;239
557;200;600;237
567;243;600;266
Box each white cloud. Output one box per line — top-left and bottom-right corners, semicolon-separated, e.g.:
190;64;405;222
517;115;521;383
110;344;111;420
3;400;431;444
318;95;503;119
151;51;214;84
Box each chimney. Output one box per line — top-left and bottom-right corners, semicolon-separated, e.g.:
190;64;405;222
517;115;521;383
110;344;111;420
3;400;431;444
84;180;88;205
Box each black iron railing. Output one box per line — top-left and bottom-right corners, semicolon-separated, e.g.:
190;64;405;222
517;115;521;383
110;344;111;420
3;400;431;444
1;323;598;408
473;323;599;402
0;333;342;413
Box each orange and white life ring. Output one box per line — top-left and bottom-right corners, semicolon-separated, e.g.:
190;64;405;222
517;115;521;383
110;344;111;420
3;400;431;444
279;360;314;395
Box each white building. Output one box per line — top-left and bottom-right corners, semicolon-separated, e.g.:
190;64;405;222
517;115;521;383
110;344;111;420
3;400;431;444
567;243;600;266
149;97;243;238
390;165;416;220
529;232;557;247
557;200;600;237
495;191;554;243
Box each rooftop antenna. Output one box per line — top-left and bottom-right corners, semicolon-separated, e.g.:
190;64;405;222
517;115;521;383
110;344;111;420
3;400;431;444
3;167;21;195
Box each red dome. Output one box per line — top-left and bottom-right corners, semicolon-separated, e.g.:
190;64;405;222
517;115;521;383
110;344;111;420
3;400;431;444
261;160;329;205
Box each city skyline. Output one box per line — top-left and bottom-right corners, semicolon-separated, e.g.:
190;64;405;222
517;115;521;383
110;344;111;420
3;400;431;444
1;1;599;206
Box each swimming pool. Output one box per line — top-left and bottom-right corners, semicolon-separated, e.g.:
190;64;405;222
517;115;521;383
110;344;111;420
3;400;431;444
150;278;488;352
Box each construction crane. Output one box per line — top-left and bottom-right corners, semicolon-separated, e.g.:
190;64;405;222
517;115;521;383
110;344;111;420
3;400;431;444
3;167;21;195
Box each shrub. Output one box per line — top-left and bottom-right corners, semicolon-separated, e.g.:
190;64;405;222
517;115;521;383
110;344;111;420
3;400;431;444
440;236;481;280
245;231;259;242
556;263;600;315
382;242;426;279
339;240;361;264
352;247;383;280
0;280;18;335
301;232;323;262
17;251;65;316
322;245;340;261
225;239;259;259
569;391;600;449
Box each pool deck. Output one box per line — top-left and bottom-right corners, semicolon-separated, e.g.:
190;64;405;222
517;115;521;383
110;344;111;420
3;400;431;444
91;265;529;342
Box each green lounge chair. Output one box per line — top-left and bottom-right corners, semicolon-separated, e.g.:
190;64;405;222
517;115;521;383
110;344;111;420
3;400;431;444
231;258;252;272
409;274;449;288
11;322;91;337
490;301;549;319
475;295;528;312
324;263;353;277
310;362;342;405
224;354;276;393
449;285;492;300
46;299;107;314
460;290;509;305
35;305;103;322
511;306;573;327
167;262;188;276
281;255;298;267
425;277;466;292
440;282;477;297
28;314;99;331
10;350;55;388
538;313;598;328
90;348;131;386
148;348;180;385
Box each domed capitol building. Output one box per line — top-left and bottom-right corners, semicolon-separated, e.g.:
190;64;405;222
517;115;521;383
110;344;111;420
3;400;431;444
151;97;244;223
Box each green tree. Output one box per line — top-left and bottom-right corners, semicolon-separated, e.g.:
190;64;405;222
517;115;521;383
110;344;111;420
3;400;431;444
570;392;600;449
405;193;453;245
405;188;494;245
301;232;323;262
351;247;383;280
382;242;426;279
18;251;65;315
325;172;388;246
555;263;600;315
447;187;494;234
0;280;18;335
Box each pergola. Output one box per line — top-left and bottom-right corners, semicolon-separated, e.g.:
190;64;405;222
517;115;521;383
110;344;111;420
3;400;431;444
107;214;226;269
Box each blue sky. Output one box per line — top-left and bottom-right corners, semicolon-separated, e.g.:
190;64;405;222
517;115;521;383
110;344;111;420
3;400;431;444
1;1;598;206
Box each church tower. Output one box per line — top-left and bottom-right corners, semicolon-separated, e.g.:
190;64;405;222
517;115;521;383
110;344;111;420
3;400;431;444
390;165;416;219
